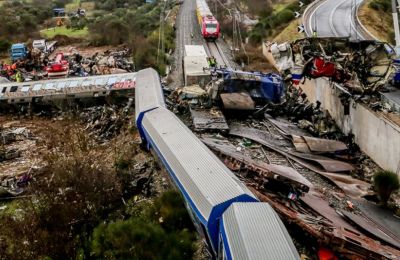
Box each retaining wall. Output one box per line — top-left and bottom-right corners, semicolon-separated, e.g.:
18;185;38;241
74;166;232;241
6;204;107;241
300;78;400;174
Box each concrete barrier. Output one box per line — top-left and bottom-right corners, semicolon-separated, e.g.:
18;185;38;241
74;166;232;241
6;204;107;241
300;78;400;174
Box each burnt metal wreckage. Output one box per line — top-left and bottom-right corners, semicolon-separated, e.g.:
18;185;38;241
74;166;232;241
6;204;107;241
200;129;400;259
176;79;400;258
271;37;394;93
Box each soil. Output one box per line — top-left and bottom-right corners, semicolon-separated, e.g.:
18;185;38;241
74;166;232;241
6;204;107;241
358;0;394;43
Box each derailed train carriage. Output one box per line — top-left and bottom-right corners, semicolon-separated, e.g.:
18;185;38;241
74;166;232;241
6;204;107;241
135;68;300;259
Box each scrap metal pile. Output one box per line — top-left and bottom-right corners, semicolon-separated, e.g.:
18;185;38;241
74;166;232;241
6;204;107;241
199;116;400;259
68;48;134;77
0;48;134;82
0;126;35;197
271;37;394;93
168;82;400;257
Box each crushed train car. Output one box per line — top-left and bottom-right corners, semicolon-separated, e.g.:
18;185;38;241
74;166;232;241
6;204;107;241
270;37;394;92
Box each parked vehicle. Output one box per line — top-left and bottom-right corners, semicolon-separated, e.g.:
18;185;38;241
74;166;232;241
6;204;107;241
9;43;29;62
32;39;57;54
46;53;69;78
53;8;65;17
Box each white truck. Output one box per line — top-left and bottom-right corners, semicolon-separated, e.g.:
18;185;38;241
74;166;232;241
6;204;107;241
32;39;57;54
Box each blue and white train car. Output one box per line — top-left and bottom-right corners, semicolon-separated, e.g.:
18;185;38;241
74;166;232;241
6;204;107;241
135;68;166;143
140;107;258;253
134;68;300;259
220;203;300;260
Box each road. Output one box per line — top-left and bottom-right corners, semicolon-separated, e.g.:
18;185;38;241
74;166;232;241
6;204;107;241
304;0;370;40
303;0;400;112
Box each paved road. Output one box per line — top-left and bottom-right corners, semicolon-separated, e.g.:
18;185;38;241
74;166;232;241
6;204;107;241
304;0;367;40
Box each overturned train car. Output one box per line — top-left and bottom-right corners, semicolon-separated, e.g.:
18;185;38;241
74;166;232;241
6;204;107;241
135;68;300;260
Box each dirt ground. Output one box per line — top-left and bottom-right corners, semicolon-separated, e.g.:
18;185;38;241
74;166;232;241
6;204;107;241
358;0;393;42
0;117;54;179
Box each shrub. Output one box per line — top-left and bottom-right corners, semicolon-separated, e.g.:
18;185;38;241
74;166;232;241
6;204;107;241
275;9;295;25
369;0;391;12
249;32;263;45
373;170;400;205
0;39;11;53
91;218;195;260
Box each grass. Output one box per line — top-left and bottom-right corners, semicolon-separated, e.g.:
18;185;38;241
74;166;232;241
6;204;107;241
40;26;89;39
273;18;301;43
272;0;297;14
358;0;394;43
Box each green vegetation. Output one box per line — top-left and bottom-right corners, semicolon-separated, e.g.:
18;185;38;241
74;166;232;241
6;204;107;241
369;0;391;12
91;191;196;260
88;0;175;73
359;0;394;43
0;39;11;53
40;26;89;38
373;170;400;205
0;125;196;259
248;0;312;45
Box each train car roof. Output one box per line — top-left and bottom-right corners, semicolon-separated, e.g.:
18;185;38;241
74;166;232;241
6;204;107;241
0;72;136;89
221;203;300;260
196;0;213;17
0;73;136;101
141;107;257;222
135;68;166;122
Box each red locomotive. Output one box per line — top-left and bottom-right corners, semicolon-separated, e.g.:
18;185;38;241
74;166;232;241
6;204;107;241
196;0;220;40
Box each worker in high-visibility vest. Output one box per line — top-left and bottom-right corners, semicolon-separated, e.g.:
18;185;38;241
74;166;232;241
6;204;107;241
16;70;23;82
208;56;217;68
312;30;318;38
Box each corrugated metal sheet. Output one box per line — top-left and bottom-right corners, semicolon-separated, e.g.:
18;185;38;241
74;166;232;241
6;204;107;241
142;108;256;220
222;203;300;260
135;68;165;120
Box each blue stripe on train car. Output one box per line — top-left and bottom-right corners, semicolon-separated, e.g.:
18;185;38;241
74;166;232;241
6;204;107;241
141;112;257;252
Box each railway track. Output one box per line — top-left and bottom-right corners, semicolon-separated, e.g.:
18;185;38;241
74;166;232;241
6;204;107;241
205;40;232;69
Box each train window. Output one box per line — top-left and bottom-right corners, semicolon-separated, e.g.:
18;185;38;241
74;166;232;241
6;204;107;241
45;83;55;90
107;77;117;85
10;86;18;92
69;80;79;88
21;86;30;92
206;24;217;29
57;81;67;89
1;87;7;93
95;78;106;85
32;84;42;91
82;80;93;87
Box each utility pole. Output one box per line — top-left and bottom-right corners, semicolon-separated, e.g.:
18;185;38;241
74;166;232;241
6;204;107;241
157;0;167;65
392;0;400;56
